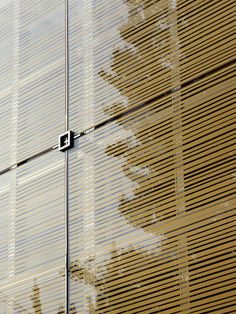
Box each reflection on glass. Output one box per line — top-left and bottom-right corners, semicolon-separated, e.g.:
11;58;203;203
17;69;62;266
31;279;42;314
57;304;78;314
68;0;177;312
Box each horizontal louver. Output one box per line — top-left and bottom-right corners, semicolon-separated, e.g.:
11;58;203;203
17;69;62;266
69;0;235;133
0;1;14;90
16;0;65;162
14;151;65;278
17;64;65;161
1;269;65;313
0;1;14;172
0;92;12;172
68;62;235;312
0;0;235;312
19;1;65;79
0;173;10;283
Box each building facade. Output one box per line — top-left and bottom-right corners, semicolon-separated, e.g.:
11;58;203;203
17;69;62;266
0;0;235;312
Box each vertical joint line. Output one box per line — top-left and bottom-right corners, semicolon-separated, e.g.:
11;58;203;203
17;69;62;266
65;151;69;314
65;0;69;131
65;0;70;313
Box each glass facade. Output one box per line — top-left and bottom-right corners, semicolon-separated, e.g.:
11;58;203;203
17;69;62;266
0;0;235;313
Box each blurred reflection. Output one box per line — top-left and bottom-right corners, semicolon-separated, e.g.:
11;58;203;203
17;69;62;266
98;0;170;113
0;265;65;313
57;304;78;314
69;245;162;312
68;0;175;312
101;0;170;232
31;279;42;314
0;290;29;313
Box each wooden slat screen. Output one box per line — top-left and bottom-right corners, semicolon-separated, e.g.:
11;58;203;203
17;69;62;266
0;0;13;171
16;0;65;162
0;173;10;284
1;269;65;313
0;92;12;171
0;151;65;313
68;0;235;132
0;0;65;170
68;63;235;311
0;0;235;313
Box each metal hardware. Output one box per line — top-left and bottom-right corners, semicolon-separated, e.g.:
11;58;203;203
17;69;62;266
58;131;74;152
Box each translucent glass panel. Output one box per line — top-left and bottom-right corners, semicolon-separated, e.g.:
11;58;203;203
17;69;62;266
68;64;235;312
0;151;65;309
14;150;65;277
0;92;12;171
0;172;10;283
0;0;235;312
19;0;65;79
0;0;14;90
16;0;65;162
0;150;65;312
17;65;65;161
68;0;235;133
69;0;172;132
1;269;65;313
0;1;14;172
0;1;66;170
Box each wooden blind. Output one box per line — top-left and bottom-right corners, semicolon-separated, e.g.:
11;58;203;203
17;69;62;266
68;64;235;312
68;0;235;312
0;0;235;313
0;151;65;313
0;0;65;169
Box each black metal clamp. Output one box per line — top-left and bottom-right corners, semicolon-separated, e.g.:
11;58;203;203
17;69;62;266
58;130;74;152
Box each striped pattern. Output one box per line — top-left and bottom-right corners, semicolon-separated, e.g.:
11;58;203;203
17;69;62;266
0;173;10;283
0;1;14;90
0;1;14;172
68;62;235;312
0;93;12;171
0;151;65;313
0;0;65;171
1;269;65;313
69;0;235;132
16;0;65;162
14;151;65;277
0;0;235;313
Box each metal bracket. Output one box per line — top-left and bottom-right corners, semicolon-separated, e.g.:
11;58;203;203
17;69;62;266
58;130;74;152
